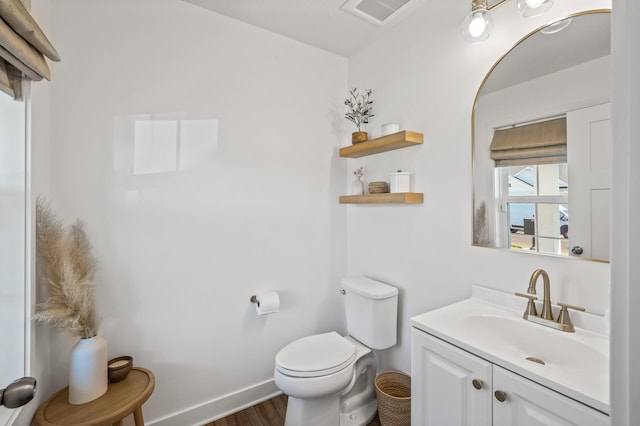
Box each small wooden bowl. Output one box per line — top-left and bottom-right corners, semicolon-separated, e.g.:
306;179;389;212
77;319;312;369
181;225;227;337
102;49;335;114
108;356;133;383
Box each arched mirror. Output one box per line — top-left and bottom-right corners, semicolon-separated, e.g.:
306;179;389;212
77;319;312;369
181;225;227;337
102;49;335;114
472;10;611;262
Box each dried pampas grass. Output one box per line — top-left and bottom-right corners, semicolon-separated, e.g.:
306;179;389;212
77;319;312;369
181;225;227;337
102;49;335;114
33;197;100;339
473;201;490;245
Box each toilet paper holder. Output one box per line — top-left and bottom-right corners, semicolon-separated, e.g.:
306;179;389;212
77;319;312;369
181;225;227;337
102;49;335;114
250;292;280;315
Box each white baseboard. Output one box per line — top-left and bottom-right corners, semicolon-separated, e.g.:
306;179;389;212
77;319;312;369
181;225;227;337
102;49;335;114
148;379;282;426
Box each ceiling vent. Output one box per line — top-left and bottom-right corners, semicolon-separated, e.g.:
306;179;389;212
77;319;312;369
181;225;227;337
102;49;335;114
341;0;412;26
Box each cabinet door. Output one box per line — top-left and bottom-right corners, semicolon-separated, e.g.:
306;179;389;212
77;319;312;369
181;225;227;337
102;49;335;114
493;366;610;426
411;329;492;426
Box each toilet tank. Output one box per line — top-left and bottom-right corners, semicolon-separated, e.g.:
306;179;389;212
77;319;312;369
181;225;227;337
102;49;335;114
341;276;398;350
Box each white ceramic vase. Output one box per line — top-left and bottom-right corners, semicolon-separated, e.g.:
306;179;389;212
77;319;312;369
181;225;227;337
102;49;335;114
351;176;365;195
68;334;108;405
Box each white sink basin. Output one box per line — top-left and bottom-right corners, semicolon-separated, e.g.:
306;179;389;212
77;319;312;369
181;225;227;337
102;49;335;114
411;286;609;414
461;314;608;384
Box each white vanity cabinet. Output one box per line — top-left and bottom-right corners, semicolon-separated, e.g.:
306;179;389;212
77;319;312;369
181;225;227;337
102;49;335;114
411;328;492;425
412;328;610;426
492;365;609;426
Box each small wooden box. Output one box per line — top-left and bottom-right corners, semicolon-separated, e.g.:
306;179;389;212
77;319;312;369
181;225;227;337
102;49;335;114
369;181;390;194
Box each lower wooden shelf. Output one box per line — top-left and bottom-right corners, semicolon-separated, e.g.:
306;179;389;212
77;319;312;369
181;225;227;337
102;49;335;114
339;193;424;204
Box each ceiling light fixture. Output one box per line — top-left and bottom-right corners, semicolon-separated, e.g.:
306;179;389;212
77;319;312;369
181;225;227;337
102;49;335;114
462;0;493;43
462;0;553;43
517;0;553;18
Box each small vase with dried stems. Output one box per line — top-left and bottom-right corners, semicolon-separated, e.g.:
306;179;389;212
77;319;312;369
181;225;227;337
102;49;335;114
33;197;107;405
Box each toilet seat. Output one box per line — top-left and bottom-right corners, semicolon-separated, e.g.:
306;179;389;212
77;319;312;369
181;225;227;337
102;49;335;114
275;332;356;378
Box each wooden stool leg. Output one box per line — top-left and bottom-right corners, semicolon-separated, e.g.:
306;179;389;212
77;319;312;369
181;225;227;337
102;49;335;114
133;406;145;425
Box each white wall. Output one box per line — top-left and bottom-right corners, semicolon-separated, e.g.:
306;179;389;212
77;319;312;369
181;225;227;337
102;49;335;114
610;0;640;423
346;0;611;373
30;0;348;424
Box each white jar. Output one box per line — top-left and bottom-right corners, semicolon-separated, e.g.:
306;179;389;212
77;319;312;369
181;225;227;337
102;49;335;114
381;123;400;136
389;171;411;193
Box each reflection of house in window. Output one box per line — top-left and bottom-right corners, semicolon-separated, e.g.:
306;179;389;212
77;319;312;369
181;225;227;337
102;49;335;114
133;119;218;175
500;163;569;255
508;166;568;195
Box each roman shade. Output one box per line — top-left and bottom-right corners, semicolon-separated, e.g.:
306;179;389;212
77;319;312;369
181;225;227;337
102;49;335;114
0;0;60;100
490;117;566;167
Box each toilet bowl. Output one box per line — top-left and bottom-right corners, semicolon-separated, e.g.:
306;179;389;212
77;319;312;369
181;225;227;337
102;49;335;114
274;332;377;426
274;277;399;426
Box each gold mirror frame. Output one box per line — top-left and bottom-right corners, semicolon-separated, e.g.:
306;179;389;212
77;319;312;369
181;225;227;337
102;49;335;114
471;9;611;261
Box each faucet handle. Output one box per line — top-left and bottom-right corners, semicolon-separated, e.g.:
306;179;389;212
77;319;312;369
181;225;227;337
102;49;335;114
555;302;585;332
515;292;537;300
556;302;585;312
515;292;538;318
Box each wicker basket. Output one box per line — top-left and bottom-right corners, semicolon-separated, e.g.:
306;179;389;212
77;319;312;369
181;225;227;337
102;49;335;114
375;371;411;426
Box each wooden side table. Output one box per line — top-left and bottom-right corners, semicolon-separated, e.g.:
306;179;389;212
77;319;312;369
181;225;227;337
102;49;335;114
34;367;155;426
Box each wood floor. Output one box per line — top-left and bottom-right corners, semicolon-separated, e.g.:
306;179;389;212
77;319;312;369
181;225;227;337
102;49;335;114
205;394;381;426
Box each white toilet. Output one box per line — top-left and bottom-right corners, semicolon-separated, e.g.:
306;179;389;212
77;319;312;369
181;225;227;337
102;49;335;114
274;276;399;426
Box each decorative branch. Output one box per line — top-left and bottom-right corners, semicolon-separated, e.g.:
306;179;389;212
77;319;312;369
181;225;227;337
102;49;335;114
33;197;100;339
344;88;374;131
473;201;490;245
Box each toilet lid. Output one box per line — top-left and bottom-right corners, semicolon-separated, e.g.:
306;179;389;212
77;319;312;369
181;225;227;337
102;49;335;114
276;332;357;378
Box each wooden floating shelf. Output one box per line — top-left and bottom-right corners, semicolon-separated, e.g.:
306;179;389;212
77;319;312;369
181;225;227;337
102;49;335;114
339;130;423;158
339;193;424;204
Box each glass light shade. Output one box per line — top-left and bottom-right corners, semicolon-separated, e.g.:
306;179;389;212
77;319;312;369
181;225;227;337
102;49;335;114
462;8;493;43
517;0;553;18
540;18;573;34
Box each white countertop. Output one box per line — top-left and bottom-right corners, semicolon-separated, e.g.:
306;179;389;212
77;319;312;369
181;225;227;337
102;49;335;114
410;285;610;414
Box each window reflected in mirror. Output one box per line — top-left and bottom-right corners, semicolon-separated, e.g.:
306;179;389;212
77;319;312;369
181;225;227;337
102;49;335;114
501;163;569;256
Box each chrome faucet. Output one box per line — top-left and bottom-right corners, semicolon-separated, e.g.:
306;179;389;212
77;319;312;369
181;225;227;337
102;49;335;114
516;269;585;332
527;269;553;321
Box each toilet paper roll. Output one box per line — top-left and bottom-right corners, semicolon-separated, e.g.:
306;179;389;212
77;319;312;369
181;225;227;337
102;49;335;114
255;291;280;315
